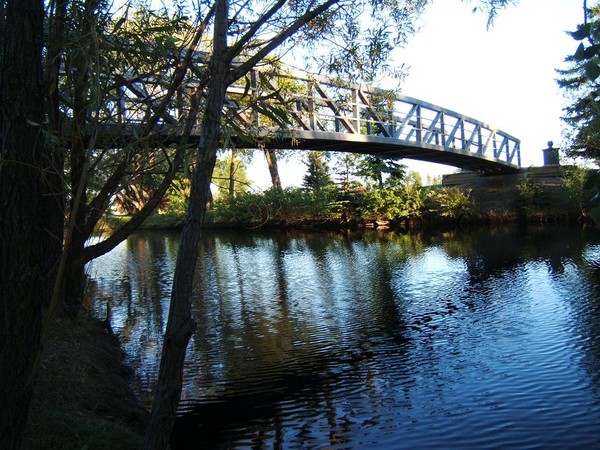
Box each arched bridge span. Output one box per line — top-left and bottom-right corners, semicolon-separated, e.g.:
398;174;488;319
100;68;522;174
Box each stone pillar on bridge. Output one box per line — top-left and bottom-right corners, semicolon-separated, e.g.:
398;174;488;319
542;141;560;166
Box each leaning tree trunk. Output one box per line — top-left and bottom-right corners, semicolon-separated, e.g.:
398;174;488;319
143;0;230;447
229;148;238;200
0;0;58;448
264;148;282;189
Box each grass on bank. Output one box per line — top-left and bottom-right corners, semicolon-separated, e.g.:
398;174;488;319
23;409;142;450
22;313;147;450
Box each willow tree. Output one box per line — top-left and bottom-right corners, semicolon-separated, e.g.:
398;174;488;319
40;0;218;316
146;0;520;447
1;1;214;445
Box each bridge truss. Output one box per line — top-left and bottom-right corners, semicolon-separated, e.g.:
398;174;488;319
91;66;522;174
227;70;521;173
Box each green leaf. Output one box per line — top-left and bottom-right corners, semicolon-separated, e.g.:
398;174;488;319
585;61;600;81
146;25;176;33
572;23;591;41
254;103;288;125
113;16;127;33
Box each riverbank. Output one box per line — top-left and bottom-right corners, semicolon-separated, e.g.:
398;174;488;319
102;167;588;233
23;313;147;449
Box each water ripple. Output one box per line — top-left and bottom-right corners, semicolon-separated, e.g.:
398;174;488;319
90;227;600;449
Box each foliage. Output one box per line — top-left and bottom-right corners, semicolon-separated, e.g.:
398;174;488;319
516;173;546;214
358;180;424;221
303;151;334;193
212;150;252;202
214;186;341;225
558;5;600;161
563;165;592;204
425;187;475;221
161;175;191;217
583;169;600;223
558;4;600;225
331;153;361;190
355;155;406;188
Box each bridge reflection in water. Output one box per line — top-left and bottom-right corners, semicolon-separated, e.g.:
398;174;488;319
94;67;521;174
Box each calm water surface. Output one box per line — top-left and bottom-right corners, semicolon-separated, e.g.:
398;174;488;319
89;226;600;449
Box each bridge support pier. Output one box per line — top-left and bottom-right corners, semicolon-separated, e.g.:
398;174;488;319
442;166;564;187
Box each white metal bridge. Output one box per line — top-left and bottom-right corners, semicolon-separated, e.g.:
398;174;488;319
85;67;522;174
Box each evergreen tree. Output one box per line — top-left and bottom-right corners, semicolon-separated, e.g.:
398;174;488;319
356;155;406;189
303;151;333;193
558;4;600;161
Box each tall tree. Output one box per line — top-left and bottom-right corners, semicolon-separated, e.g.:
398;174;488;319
213;149;252;200
0;0;59;448
264;148;283;189
144;0;435;446
303;151;334;193
558;3;600;161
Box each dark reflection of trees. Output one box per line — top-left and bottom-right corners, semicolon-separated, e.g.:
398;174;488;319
89;231;180;404
90;226;600;448
174;229;421;449
554;227;600;397
178;231;354;448
433;226;595;293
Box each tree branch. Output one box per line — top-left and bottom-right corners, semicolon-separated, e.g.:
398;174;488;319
227;0;341;83
227;0;287;58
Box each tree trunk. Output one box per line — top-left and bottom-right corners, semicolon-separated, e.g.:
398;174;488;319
43;0;68;309
143;1;230;448
264;148;282;189
229;148;238;200
0;0;54;448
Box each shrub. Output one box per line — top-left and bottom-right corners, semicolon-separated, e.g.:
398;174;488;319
358;182;425;221
425;187;475;221
213;186;343;226
516;173;546;214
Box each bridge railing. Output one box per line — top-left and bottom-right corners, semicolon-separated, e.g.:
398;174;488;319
63;65;520;168
237;69;520;167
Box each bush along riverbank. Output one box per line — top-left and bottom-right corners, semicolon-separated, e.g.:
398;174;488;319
103;166;593;232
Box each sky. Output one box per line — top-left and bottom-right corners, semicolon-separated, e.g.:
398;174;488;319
248;0;585;189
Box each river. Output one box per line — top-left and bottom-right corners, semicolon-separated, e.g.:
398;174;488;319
89;225;600;449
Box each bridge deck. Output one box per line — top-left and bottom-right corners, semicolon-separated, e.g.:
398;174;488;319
262;131;521;174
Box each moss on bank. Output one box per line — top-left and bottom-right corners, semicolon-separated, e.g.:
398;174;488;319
23;313;148;450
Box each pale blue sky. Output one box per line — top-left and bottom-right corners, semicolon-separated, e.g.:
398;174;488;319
395;0;583;174
251;0;585;188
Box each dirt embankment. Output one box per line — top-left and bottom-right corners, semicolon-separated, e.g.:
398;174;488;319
24;313;148;449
